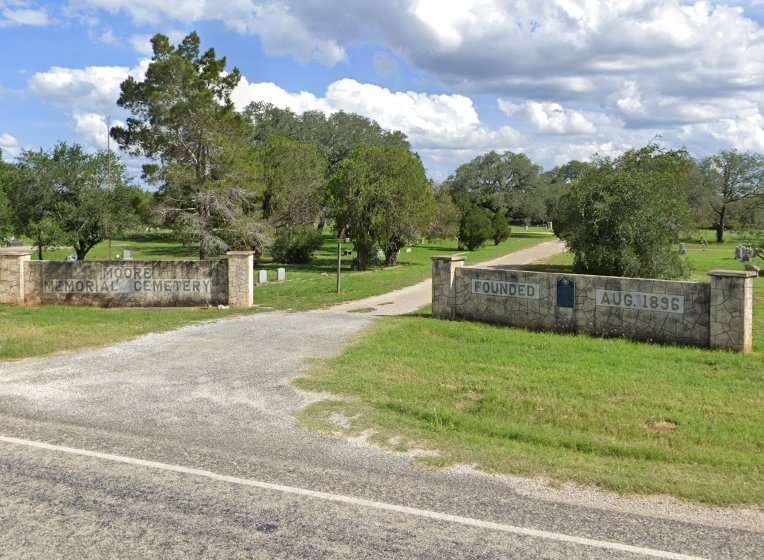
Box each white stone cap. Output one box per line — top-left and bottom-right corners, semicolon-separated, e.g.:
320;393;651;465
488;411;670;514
707;269;759;278
431;255;466;262
0;250;32;257
226;251;255;256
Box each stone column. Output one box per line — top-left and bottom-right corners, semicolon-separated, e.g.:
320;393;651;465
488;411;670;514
226;251;254;308
708;270;757;353
431;255;465;319
0;251;32;305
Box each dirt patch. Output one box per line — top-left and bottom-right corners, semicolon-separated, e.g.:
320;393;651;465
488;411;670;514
646;420;677;431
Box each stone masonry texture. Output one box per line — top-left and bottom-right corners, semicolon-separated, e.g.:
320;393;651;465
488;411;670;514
24;260;228;307
432;257;756;352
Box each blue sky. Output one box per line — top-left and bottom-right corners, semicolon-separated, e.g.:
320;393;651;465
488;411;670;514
4;0;764;182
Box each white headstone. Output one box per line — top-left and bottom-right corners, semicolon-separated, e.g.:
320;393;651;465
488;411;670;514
277;267;286;281
122;249;133;260
258;270;268;284
405;248;411;253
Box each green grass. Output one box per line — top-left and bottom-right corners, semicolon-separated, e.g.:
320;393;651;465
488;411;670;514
0;304;262;361
294;317;764;506
252;230;553;310
293;230;764;506
33;231;200;261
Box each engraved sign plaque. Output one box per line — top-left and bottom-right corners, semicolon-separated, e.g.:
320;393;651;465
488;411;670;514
556;277;575;308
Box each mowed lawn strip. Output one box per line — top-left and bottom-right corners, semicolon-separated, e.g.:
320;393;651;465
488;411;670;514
294;318;764;506
0;305;261;361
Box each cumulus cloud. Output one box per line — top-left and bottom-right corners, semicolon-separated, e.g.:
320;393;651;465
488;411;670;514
498;100;598;135
0;133;20;158
0;2;51;27
25;61;147;153
19;0;764;174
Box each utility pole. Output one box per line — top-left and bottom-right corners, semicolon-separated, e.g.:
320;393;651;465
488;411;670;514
106;116;113;260
336;241;342;293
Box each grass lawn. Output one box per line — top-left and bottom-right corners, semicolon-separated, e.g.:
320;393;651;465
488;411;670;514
0;305;261;361
252;230;553;311
294;232;764;506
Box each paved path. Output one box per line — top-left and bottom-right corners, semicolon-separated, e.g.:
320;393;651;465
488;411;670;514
323;239;565;316
1;240;762;559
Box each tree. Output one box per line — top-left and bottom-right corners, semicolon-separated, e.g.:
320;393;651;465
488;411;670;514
426;185;461;240
254;135;327;226
0;149;15;240
112;32;264;259
492;211;511;245
11;143;139;260
697;150;764;242
444;151;544;221
459;206;494;251
327;146;433;270
554;144;692;279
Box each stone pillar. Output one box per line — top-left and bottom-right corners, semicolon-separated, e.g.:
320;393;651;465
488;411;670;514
432;255;465;319
226;251;254;308
708;270;757;353
0;251;32;305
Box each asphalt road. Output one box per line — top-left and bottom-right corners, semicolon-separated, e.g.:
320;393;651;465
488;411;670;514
1;285;762;558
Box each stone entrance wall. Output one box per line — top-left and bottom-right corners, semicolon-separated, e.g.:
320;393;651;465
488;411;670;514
0;251;254;308
432;256;756;353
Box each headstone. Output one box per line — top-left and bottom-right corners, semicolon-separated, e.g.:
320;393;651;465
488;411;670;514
556;277;575;308
548;221;553;230
65;255;77;262
678;242;686;256
344;249;352;255
7;237;23;247
258;270;267;284
405;248;411;253
736;245;743;260
277;267;285;282
742;247;752;262
376;249;384;259
122;249;133;260
344;238;350;243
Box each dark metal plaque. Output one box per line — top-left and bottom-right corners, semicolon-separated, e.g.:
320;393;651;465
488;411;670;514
556;277;575;308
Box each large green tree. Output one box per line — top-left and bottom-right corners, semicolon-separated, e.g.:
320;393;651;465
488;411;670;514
696;150;764;242
11;143;139;260
554;144;692;279
327;146;433;269
254;135;327;226
113;32;264;259
444;150;547;222
0;149;15;240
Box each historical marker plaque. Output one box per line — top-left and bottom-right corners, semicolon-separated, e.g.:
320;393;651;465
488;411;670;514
556;277;575;308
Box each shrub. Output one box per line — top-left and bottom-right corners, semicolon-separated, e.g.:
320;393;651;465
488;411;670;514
492;212;511;245
459;206;494;251
270;225;323;264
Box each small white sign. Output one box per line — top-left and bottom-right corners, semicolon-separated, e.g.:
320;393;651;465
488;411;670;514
595;289;684;313
471;279;540;299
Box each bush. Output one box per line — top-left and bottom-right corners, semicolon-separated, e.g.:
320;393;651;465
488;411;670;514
459;206;494;251
492;212;511;245
270;225;323;264
554;144;692;279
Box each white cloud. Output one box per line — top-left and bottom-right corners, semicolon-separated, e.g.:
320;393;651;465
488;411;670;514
27;65;130;113
0;133;20;159
25;61;147;154
0;5;50;27
498;100;597;135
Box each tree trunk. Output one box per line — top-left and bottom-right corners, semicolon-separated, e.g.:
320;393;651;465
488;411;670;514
384;244;402;266
355;246;370;271
716;206;726;243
